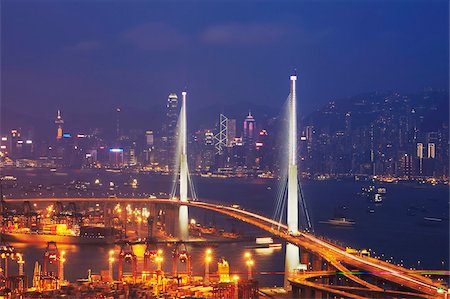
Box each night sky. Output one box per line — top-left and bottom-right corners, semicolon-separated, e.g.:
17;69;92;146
1;0;448;121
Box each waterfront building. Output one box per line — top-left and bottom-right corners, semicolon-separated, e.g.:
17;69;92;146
243;112;256;168
55;110;64;140
160;93;179;170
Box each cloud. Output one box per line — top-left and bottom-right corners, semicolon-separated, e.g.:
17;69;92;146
201;23;287;46
121;22;187;51
65;40;102;51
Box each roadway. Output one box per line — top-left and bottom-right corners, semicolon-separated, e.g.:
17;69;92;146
4;197;448;298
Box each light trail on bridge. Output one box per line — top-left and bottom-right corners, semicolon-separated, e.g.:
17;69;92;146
4;197;448;298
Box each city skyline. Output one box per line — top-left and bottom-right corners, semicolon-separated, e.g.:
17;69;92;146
0;1;448;298
0;87;447;180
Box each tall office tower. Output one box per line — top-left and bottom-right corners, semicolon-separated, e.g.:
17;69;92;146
255;129;269;169
243;112;256;167
161;93;179;169
398;153;414;177
116;108;121;139
9;130;20;158
226;119;237;147
109;148;124;167
417;143;424;158
417;143;424;175
143;130;155;165
428;143;435;159
145;130;154;147
55;110;64;140
202;131;215;169
305;126;314;142
214;114;228;155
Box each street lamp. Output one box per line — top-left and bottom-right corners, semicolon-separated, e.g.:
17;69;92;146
246;259;254;280
232;275;240;299
155;250;164;271
16;253;24;276
204;249;212;285
244;251;254;280
60;251;66;282
108;250;115;282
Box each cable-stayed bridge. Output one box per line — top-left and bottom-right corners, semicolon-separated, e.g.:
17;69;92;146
3;74;448;298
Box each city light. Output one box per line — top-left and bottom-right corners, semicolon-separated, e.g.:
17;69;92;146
204;248;213;285
109;148;123;153
0;9;447;297
244;251;254;280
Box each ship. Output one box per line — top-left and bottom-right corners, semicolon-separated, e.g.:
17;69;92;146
373;193;383;203
420;217;446;227
1;225;118;245
1;232;115;245
320;217;355;226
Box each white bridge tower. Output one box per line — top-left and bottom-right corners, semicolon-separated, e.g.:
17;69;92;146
284;74;300;289
178;91;189;240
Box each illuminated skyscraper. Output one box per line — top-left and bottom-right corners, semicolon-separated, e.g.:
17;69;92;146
417;143;424;175
160;93;179;169
243;112;256;167
116;108;121;139
417;143;424;159
226;119;236;147
428;143;435;159
55;110;64;140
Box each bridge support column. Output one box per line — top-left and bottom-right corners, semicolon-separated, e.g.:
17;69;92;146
291;285;300;298
300;250;310;269
284;74;301;290
284;243;300;290
178;91;189;241
302;286;312;299
313;289;322;299
312;255;322;271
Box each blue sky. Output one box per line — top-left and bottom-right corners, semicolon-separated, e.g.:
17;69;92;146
1;0;448;118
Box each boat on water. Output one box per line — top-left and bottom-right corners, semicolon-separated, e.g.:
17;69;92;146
373;193;383;203
320;217;355;226
2;225;118;245
420;216;446;227
377;187;387;194
359;186;387;199
423;217;443;222
1;232;115;245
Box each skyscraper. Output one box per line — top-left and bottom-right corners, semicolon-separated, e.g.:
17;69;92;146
116;108;121;140
226;119;236;147
243;112;256;167
428;143;435;159
417;143;424;175
160;93;179;169
55;110;64;140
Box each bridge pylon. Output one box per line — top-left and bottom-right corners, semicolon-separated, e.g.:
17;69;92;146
284;73;300;290
178;91;189;240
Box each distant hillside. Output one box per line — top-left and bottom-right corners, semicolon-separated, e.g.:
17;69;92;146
302;90;449;131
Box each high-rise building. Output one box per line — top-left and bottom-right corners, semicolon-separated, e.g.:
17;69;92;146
305;126;314;142
427;143;435;159
417;143;424;175
160;93;179;169
201;130;215;169
116;108;121;140
145;130;154;146
9;130;20;158
417;143;424;158
109;148;124;167
55;110;64;140
398;153;413;177
243;112;256;167
226;119;236;147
